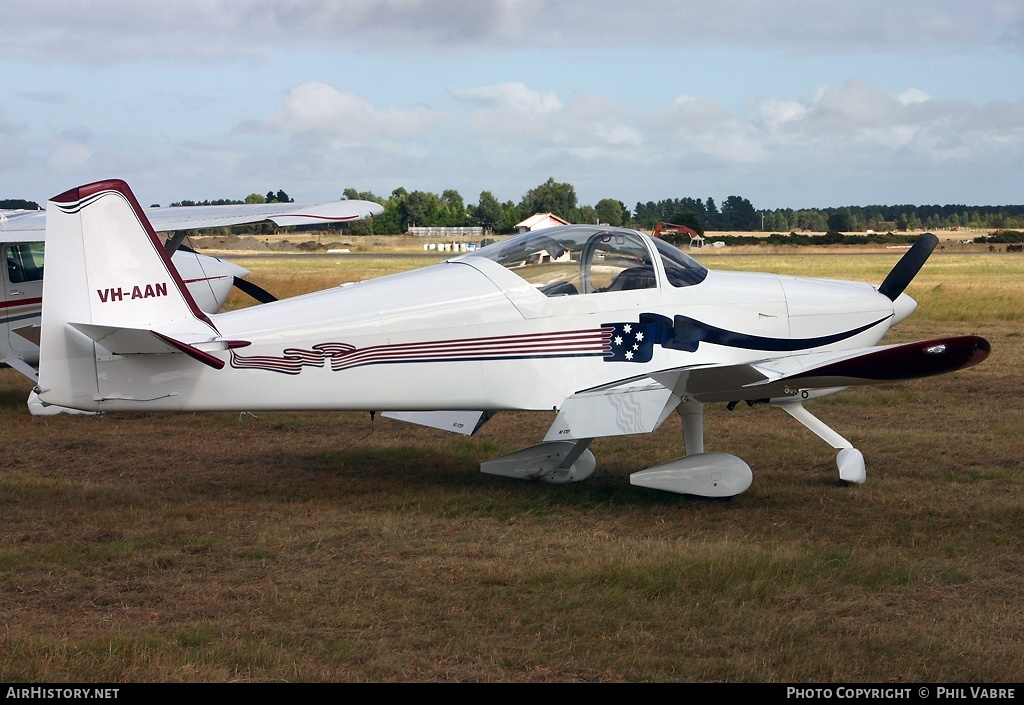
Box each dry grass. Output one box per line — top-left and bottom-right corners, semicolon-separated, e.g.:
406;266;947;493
1;248;1021;682
218;254;447;311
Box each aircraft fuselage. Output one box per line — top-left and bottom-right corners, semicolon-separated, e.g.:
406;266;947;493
70;230;904;413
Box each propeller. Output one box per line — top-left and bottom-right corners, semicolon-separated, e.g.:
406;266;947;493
877;232;938;301
231;275;278;304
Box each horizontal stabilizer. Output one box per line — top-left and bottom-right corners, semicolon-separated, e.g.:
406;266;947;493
68;322;246;369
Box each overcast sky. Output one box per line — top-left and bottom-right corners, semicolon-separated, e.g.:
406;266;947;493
2;0;1022;210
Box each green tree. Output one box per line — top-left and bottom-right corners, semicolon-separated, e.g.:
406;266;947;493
827;208;852;233
764;211;790;233
720;196;759;230
704;197;720;229
520;177;577;218
595;198;628;226
264;190;293;204
343;187;383;202
472;191;502;232
244;193;266;204
441;189;468;226
402;190;433;229
573;205;598;224
497;200;523;233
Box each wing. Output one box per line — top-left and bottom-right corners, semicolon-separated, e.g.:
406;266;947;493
0;200;383;233
0;210;46;239
545;335;990;441
646;334;991;403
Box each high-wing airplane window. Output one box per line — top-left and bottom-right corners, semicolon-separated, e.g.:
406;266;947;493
5;242;45;284
652;237;708;287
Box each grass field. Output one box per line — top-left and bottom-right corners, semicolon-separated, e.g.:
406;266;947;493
1;247;1021;682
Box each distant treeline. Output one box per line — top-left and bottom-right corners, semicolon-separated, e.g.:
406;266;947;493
7;179;1023;237
0;199;43;211
693;229;1024;248
318;180;1024;238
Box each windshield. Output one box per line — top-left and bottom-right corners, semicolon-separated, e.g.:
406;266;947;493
651;237;708;287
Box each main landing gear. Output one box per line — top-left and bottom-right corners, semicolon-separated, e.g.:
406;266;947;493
479;393;865;497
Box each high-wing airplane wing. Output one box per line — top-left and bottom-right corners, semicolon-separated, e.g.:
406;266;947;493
0;199;383;233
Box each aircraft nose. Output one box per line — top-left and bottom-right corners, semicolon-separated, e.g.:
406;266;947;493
782;277;889;319
891;291;918;325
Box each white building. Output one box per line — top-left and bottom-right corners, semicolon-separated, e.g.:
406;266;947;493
516;213;571;232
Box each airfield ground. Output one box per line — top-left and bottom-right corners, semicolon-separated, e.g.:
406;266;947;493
1;245;1021;682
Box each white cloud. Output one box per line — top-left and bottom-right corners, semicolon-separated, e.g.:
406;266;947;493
0;120;32;173
450;82;562;116
451;84;645;164
647;96;766;164
45;141;93;175
897;88;932;106
266;82;445;145
658;96;733;134
420;78;1024;205
755;99;808;130
749;80;965;157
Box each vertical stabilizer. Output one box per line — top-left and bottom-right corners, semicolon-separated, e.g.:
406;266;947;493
37;179;217;410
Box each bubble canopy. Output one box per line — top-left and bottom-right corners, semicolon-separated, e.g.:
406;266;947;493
462;225;707;297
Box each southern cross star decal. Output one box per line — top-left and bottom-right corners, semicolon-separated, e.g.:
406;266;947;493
605;321;655;363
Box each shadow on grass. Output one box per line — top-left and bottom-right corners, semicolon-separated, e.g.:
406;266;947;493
257;442;754;518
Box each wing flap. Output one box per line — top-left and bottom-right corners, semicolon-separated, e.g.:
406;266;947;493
544;382;680;442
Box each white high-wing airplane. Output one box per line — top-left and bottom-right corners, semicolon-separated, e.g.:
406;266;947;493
1;192;383;412
35;179;989;497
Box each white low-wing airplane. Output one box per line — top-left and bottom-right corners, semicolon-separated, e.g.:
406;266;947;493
2;191;383;413
35;179;988;497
